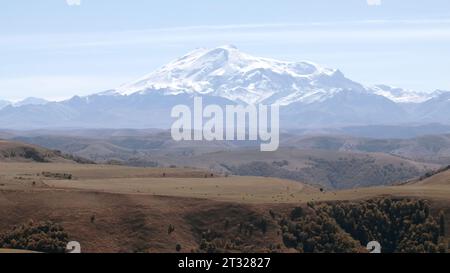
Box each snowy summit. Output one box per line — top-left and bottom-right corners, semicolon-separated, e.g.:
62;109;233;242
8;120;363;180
115;45;367;105
112;45;446;107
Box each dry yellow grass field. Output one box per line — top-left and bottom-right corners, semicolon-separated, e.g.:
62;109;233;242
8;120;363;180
0;161;449;252
1;161;449;204
0;162;318;203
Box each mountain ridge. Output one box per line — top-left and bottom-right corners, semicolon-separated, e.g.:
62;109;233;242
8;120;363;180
112;45;448;105
0;45;449;129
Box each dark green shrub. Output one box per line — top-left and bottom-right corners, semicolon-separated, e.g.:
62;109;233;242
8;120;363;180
0;220;69;253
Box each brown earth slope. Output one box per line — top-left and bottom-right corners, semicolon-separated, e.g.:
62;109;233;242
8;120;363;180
0;140;90;163
0;160;449;253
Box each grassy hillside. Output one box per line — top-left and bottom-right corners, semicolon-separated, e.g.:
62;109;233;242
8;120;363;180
0;140;60;162
183;148;436;189
0;140;93;164
8;132;443;189
0;156;449;253
11;131;450;164
283;134;450;165
407;166;450;186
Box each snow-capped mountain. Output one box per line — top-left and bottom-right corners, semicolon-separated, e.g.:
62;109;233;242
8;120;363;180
13;97;49;107
369;85;438;104
115;45;447;106
115;45;366;105
0;97;49;110
0;45;449;129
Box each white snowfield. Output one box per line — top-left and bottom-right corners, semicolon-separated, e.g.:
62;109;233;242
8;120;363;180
114;45;443;106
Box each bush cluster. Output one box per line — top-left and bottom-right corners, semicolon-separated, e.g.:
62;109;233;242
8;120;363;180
0;220;69;253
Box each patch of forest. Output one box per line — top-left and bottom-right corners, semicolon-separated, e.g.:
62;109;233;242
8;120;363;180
279;198;448;253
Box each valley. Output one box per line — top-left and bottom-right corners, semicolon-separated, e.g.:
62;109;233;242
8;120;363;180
5;130;446;189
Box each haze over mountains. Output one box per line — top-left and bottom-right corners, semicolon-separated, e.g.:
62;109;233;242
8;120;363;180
1;45;449;129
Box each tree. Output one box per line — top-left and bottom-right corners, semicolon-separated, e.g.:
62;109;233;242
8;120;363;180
291;198;447;253
290;207;304;220
0;221;69;253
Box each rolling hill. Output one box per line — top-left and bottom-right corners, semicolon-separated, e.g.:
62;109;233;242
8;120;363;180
6;132;441;189
0;157;448;253
0;140;92;164
283;134;450;165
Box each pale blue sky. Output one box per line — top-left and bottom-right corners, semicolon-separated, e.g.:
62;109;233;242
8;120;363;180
1;0;450;101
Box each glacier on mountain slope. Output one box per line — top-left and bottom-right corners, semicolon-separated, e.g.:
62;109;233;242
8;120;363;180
115;45;373;105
